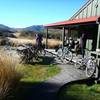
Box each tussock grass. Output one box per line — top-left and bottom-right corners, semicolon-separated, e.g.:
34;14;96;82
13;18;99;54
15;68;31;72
47;39;62;48
0;52;23;100
6;37;36;46
1;37;62;48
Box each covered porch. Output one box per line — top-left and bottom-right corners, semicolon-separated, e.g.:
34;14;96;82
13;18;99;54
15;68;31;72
44;16;100;66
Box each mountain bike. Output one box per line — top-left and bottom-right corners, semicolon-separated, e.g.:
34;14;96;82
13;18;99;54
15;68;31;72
57;46;73;62
74;49;98;78
17;43;45;63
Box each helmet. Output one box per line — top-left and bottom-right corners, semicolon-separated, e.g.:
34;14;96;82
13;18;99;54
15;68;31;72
69;37;72;40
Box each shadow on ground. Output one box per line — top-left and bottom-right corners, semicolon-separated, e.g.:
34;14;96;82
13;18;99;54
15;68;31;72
13;78;98;100
13;56;59;100
29;56;55;65
57;78;99;100
14;81;60;100
13;54;100;100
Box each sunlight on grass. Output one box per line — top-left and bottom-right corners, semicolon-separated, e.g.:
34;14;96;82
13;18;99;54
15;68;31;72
21;64;61;83
59;83;100;100
3;37;62;48
14;64;61;100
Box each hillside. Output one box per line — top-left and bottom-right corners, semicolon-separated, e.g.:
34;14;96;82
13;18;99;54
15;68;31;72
0;24;62;39
0;24;45;32
22;25;45;31
0;24;11;30
0;24;16;32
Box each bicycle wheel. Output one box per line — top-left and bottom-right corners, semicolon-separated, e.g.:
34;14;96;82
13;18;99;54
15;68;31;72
41;49;46;56
64;50;73;61
57;48;63;57
74;55;82;69
86;59;96;78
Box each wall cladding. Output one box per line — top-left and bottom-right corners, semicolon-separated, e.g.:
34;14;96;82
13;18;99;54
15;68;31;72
70;0;100;20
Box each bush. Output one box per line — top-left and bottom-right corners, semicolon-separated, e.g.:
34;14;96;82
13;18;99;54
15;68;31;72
0;52;23;100
19;30;36;37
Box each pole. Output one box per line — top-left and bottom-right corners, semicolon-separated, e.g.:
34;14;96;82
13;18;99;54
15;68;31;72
96;24;100;50
45;27;48;49
62;26;65;49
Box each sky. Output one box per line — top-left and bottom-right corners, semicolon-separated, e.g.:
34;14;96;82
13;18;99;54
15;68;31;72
0;0;87;28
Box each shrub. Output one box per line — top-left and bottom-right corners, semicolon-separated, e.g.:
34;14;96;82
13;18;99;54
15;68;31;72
0;52;23;100
46;39;62;49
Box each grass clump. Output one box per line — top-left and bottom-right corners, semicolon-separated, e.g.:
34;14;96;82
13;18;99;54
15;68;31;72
0;52;23;100
0;37;62;49
14;64;60;100
59;82;100;100
21;64;61;83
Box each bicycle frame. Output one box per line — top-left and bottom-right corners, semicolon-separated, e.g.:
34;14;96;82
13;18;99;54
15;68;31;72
57;46;73;62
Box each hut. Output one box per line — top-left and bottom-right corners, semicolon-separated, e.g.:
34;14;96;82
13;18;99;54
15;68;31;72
44;0;100;66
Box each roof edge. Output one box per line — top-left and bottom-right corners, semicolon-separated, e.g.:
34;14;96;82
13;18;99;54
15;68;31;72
44;16;100;27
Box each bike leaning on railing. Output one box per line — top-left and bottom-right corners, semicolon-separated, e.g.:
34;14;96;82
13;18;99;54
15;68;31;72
74;48;99;78
57;45;73;62
56;44;99;78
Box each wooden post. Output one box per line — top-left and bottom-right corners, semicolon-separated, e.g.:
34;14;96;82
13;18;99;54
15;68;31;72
45;27;48;49
96;24;100;49
68;27;71;37
96;24;100;67
62;26;65;49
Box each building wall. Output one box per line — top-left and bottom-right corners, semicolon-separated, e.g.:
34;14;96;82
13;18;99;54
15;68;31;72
70;0;100;20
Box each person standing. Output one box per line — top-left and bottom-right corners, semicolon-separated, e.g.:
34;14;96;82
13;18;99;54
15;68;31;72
35;33;43;50
68;37;75;49
80;32;87;58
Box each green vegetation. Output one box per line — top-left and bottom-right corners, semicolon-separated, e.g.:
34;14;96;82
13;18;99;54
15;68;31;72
19;30;46;38
19;30;36;37
14;64;61;100
21;64;61;83
59;82;100;100
19;29;62;40
0;50;61;100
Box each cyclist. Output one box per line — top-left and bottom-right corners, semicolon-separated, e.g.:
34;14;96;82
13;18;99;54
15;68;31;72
74;40;81;55
67;37;75;50
35;33;43;50
80;33;87;58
